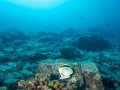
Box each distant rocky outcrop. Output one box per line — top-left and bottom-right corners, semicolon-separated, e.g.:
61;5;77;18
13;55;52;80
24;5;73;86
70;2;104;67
71;34;110;51
0;28;28;43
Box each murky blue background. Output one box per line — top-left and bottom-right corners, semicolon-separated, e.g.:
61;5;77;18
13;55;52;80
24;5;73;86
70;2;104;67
0;0;120;33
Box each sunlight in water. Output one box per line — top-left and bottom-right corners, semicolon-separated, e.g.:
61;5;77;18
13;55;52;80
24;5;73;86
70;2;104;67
7;0;68;9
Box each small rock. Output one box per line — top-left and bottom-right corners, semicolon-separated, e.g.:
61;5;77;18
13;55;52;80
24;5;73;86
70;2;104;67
0;86;7;90
20;70;34;77
60;47;82;60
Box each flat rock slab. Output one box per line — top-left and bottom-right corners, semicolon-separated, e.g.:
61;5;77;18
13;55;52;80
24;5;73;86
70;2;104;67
81;61;104;90
38;59;104;90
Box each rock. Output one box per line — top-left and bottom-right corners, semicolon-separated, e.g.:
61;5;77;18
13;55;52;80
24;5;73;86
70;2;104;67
60;47;82;60
102;77;115;90
0;62;16;72
0;86;7;90
71;35;110;51
0;57;12;64
20;70;34;77
28;52;48;62
7;82;18;90
17;51;48;62
3;47;14;53
4;72;19;85
37;59;104;90
0;29;28;44
0;39;5;51
0;53;9;63
4;77;18;85
3;72;25;90
81;61;104;90
37;32;62;44
0;78;4;87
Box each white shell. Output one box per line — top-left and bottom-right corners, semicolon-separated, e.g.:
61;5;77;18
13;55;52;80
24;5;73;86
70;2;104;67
59;65;73;79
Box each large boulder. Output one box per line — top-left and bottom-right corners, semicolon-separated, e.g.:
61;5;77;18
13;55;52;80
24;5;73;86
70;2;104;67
18;59;104;90
0;29;28;43
71;35;110;51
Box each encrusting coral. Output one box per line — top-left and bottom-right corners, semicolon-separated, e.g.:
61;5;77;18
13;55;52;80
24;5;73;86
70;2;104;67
18;73;77;90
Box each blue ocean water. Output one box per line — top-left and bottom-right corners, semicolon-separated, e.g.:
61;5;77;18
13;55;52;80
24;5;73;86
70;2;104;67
0;0;120;33
0;0;120;90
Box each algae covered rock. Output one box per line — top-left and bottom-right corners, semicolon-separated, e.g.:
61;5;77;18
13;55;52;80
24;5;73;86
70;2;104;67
18;59;104;90
81;61;104;90
0;29;28;43
60;47;82;60
0;86;7;90
28;52;48;62
71;35;110;51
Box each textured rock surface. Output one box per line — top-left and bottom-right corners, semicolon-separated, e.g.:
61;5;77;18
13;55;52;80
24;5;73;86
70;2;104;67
60;47;82;60
81;61;104;90
71;35;110;51
0;86;7;90
37;60;104;90
0;30;119;90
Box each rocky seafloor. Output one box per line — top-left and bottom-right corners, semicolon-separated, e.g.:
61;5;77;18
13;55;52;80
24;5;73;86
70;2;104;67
0;28;120;90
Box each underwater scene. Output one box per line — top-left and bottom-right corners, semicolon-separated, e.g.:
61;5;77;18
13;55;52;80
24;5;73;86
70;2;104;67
0;0;120;90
